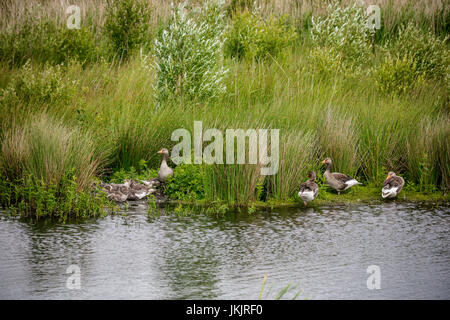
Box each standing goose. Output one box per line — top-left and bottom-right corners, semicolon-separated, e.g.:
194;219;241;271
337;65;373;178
322;157;361;195
157;148;173;183
382;171;404;199
298;171;319;206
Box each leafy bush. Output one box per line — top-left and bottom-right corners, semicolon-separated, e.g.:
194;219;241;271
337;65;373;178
0;114;110;220
0;172;111;221
373;53;424;95
0;61;77;106
225;10;297;61
152;0;227;105
388;22;449;81
53;27;99;64
310;1;372;69
0;19;98;67
308;47;345;76
104;0;152;58
109;159;158;183
165;164;205;201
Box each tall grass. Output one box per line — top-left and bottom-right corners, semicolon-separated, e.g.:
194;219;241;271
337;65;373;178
1;113;104;189
0;0;448;216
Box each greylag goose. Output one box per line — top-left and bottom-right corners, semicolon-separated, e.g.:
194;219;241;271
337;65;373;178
126;179;154;200
298;171;319;206
322;157;361;194
382;171;404;199
157;148;173;183
100;181;130;202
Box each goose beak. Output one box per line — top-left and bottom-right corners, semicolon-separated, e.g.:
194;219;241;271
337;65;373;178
157;150;163;154
386;175;391;180
321;160;326;164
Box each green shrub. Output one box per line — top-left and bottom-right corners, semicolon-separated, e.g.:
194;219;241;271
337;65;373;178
0;114;110;220
0;172;111;221
310;1;372;69
153;0;227;105
104;0;152;59
373;53;424;95
109;159;158;183
53;27;99;65
308;47;345;76
225;10;297;61
165;164;205;201
388;22;449;81
0;61;77;106
0;19;99;67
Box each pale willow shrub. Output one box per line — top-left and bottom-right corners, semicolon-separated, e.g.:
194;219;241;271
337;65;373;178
310;1;372;73
152;0;227;105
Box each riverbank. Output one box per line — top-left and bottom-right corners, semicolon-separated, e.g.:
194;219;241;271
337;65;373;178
0;0;448;220
154;186;449;216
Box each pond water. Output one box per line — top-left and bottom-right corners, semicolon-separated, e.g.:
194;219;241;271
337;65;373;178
0;201;449;299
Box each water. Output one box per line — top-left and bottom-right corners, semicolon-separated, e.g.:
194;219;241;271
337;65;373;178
0;202;449;299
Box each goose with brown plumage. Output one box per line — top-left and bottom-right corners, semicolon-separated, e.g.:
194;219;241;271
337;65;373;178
382;171;404;199
321;157;361;195
298;171;319;206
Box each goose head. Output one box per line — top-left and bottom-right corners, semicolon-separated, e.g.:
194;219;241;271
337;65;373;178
157;148;169;156
307;171;317;180
157;148;170;160
386;171;396;179
321;157;332;166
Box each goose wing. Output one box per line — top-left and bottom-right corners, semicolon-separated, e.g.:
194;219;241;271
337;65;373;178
331;172;355;184
384;176;404;192
311;181;319;197
299;181;308;193
301;180;318;192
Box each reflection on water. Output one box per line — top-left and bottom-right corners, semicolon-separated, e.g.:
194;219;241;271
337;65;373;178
0;202;449;299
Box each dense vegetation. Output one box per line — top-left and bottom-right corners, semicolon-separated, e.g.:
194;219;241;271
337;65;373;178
0;0;448;220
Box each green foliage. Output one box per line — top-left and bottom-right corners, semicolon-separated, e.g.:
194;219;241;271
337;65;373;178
0;171;112;221
228;0;254;14
388;22;449;82
225;10;297;61
53;27;99;65
104;0;152;59
165;164;205;201
0;0;448;218
152;0;227;105
0;113;103;191
310;1;372;70
109;160;158;183
0;61;77;106
0;19;99;67
373;53;424;95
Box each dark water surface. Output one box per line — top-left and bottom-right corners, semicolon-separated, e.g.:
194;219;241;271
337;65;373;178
0;202;449;299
